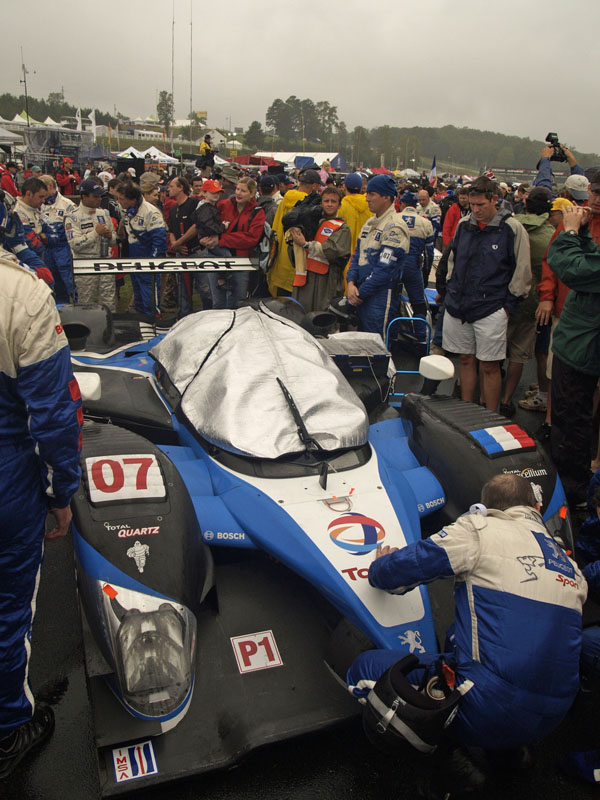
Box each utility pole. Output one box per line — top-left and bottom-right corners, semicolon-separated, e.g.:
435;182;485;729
189;0;193;147
20;48;30;127
171;0;175;151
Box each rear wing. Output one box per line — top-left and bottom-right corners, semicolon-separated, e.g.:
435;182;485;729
73;256;256;275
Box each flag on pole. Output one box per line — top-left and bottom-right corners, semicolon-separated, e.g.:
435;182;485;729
429;155;437;187
75;107;82;132
88;110;97;142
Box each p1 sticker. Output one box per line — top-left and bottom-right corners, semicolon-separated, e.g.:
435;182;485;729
112;740;158;783
86;454;165;503
231;630;283;674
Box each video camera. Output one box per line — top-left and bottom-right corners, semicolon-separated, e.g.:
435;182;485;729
545;132;567;163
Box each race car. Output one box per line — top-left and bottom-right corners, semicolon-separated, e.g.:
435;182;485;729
61;298;573;796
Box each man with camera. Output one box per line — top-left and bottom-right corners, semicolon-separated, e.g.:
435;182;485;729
535;134;587;199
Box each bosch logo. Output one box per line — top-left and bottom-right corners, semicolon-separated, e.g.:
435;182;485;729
202;530;245;542
328;513;385;556
425;497;444;509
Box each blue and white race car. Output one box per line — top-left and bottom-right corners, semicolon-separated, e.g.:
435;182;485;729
62;298;572;796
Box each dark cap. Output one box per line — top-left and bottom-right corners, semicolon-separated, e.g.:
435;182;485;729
79;179;104;196
400;191;418;206
259;174;277;191
298;168;323;186
525;186;552;214
589;170;600;193
344;172;363;192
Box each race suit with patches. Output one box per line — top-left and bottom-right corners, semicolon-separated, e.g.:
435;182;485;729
346;205;410;337
65;204;118;310
42;193;75;302
0;256;82;737
1;210;47;274
14;197;46;263
122;199;167;317
347;506;586;749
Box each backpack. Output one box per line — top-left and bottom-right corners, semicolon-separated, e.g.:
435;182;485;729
438;194;458;227
247;205;271;270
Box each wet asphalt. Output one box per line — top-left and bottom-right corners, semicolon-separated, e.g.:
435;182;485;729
6;357;600;800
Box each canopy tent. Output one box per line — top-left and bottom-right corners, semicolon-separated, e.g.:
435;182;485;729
143;145;178;164
116;146;145;158
397;168;420;177
11;111;43;126
225;140;243;149
254;151;348;172
43;116;63;127
0;126;24;144
371;166;392;175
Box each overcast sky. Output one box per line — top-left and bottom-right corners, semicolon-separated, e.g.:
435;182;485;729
2;0;598;154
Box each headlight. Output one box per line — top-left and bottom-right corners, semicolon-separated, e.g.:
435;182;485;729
80;578;197;724
115;603;195;718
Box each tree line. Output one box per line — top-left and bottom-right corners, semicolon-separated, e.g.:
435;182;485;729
247;96;600;171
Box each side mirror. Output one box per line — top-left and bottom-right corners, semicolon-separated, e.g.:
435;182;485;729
419;355;455;381
74;372;101;402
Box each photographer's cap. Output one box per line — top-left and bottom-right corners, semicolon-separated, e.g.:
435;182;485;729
589;170;600;194
565;173;590;201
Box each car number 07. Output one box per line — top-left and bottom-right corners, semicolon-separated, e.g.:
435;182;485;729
85;454;166;503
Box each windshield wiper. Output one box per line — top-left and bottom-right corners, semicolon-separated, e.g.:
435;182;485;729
276;378;323;453
276;378;331;490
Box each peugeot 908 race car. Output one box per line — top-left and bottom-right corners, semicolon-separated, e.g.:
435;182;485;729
61;299;572;796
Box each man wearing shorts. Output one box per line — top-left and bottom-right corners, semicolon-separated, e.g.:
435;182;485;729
442;176;531;411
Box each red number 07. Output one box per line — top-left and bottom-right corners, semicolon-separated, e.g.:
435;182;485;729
91;457;155;493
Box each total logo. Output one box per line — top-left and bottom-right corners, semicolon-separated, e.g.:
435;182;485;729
328;513;385;556
104;522;159;537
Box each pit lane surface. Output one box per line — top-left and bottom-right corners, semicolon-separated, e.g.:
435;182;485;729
7;362;600;800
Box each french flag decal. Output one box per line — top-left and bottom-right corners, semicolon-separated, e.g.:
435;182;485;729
469;425;536;457
112;740;158;782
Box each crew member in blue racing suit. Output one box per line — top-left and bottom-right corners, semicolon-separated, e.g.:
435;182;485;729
346;174;410;338
114;181;167;317
40;175;75;303
0;253;82;778
347;474;585;756
396;190;434;335
0;192;54;287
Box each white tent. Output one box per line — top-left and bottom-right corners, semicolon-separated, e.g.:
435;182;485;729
142;146;178;164
225;139;244;149
397;168;420;177
43;116;63;127
0;126;23;144
117;146;145;158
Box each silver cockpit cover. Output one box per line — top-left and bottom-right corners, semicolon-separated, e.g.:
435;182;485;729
151;306;368;459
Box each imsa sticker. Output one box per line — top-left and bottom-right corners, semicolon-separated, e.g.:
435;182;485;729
112;741;158;783
85;454;166;503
